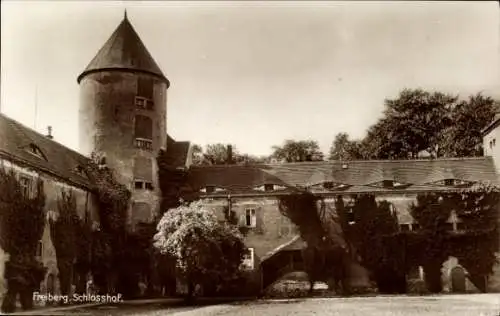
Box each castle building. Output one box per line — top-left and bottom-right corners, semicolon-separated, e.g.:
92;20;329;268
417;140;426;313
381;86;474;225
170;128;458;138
0;12;499;297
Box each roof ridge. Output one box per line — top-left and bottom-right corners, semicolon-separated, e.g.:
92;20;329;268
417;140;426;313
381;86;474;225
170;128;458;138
189;156;491;168
0;113;89;162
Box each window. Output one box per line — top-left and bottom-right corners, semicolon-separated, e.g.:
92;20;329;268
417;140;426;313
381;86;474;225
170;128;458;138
135;97;154;111
382;180;394;188
135;115;153;151
456;222;465;231
19;175;33;197
245;208;257;227
323;182;335;190
36;240;43;257
134;180;153;191
26;144;46;160
135;115;153;140
241;248;255;270
346;208;355;224
205;186;215;194
400;224;410;232
264;184;274;192
444;179;455;186
135;181;144;190
137;77;154;100
412;224;420;231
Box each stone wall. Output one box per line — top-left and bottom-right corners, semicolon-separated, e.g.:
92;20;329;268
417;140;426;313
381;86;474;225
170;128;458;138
78;71;167;228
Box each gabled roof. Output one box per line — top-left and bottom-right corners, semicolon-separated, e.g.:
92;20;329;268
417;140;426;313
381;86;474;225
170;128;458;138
77;14;169;86
164;135;191;169
481;102;500;136
482;113;500;136
189;158;500;196
0;113;93;190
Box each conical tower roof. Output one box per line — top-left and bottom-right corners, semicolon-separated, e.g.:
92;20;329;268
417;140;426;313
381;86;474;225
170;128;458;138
77;12;169;87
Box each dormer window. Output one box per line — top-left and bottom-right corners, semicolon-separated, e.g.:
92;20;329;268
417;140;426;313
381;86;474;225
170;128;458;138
25;144;46;160
369;180;409;189
200;186;225;194
253;184;287;192
431;179;473;188
74;165;87;177
323;182;335;190
444;179;455;186
322;181;349;190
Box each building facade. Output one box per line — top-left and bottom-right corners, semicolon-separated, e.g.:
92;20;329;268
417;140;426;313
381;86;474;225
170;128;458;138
188;158;500;292
0;12;499;299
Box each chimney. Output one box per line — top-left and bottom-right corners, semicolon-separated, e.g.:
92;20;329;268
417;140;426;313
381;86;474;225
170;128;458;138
46;126;53;139
227;145;233;164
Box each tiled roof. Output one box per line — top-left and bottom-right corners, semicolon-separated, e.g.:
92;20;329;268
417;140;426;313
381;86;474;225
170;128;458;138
482;113;500;136
481;102;500;135
77;15;168;86
0;113;93;190
188;158;500;195
165;135;191;169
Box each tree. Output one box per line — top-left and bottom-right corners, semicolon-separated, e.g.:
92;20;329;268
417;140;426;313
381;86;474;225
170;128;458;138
439;94;497;157
357;89;498;160
409;193;453;293
278;193;350;294
190;143;270;166
271;140;324;163
338;195;405;293
49;190;80;299
361;89;457;159
190;144;204;165
328;133;365;161
0;167;46;312
153;201;245;299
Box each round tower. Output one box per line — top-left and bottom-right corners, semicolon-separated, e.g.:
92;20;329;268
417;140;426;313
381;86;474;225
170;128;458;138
78;12;169;228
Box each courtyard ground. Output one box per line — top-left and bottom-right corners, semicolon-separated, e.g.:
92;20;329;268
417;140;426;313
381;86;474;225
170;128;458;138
16;293;500;316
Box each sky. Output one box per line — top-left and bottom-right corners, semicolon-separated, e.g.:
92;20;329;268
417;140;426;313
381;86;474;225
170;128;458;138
1;1;499;157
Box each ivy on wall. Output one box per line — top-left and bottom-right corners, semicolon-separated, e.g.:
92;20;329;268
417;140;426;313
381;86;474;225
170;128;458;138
0;167;46;312
82;153;132;296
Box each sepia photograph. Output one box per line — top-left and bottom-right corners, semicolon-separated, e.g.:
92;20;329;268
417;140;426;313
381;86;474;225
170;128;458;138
0;1;499;315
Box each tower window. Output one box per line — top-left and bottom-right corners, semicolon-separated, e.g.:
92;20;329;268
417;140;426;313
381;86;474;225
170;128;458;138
137;77;154;100
135;115;153;151
135;97;154;111
134;181;144;190
134;180;154;191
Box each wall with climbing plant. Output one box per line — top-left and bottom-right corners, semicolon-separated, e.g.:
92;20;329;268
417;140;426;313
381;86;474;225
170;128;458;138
0;158;98;306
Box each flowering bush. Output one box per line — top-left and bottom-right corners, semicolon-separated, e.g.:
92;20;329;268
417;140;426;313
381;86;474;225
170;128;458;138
154;201;245;298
